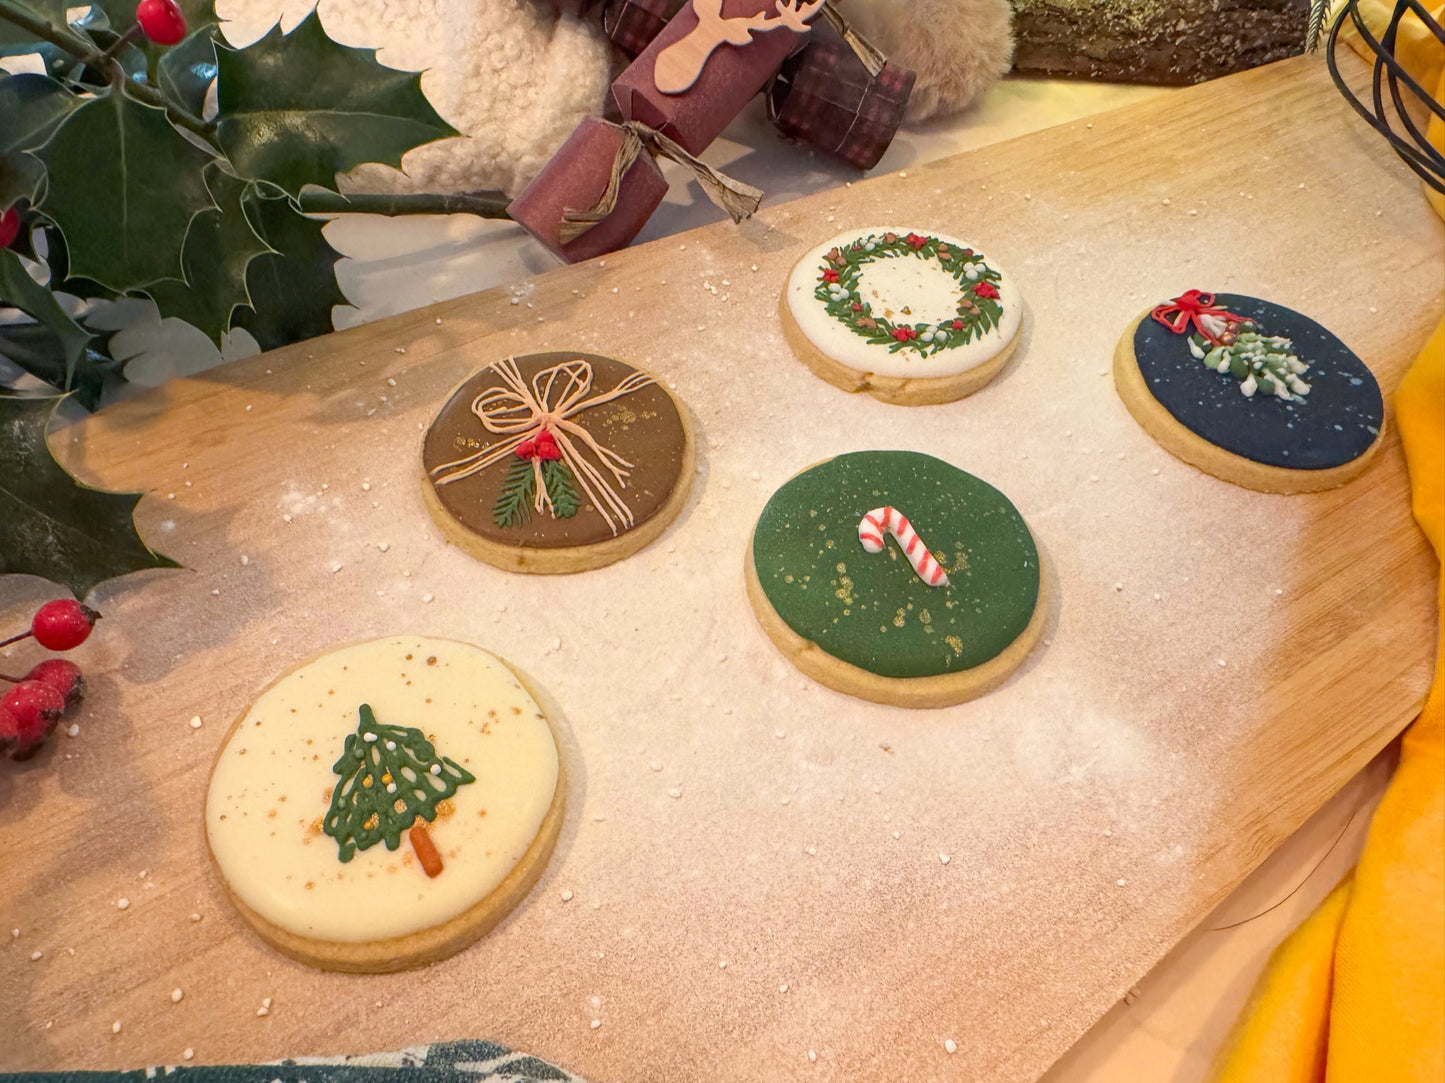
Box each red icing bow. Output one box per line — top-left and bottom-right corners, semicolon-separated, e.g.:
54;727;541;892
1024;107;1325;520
515;428;561;461
1150;289;1245;346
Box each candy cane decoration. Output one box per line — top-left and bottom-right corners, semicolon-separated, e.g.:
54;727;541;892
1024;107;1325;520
858;507;949;588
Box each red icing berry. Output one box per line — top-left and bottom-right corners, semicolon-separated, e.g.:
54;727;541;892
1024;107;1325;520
535;429;557;447
24;659;85;711
30;599;100;651
536;442;561;461
515;440;536;459
973;281;999;300
0;707;20;759
0;207;20;250
851;303;863;312
822;269;839;283
892;327;917;342
951;319;964;330
905;233;927;250
136;0;187;44
2;680;64;752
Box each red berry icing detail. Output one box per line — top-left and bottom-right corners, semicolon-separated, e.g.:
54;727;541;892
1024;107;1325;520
851;303;863;312
2;680;64;749
0;707;20;759
905;233;927;250
136;0;187;44
31;599;100;651
24;659;85;710
536;442;561;461
892;327;917;342
973;281;999;300
535;429;557;447
822;269;839;283
951;319;964;330
0;207;20;250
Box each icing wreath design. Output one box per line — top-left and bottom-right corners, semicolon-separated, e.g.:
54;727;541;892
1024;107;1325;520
430;357;655;534
858;506;949;588
1152;291;1313;402
815;231;1005;356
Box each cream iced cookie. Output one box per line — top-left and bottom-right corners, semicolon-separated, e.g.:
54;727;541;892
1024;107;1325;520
780;228;1023;405
1114;291;1385;493
206;636;566;972
422;352;695;574
746;451;1049;708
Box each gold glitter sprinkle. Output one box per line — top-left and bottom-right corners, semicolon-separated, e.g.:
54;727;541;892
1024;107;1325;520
437;799;456;818
946;635;963;656
893;608;907;628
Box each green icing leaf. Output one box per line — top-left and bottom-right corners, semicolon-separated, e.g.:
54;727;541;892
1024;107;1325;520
492;455;535;528
0;248;93;389
36;85;217;293
214;10;458;197
322;703;475;863
144;169;273;345
0;394;178;597
0;321;121;410
543;458;579;518
232;185;349;349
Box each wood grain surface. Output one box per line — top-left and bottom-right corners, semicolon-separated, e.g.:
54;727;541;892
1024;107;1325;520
3;55;1441;1083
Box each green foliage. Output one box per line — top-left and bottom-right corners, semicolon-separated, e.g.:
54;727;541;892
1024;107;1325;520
232;184;350;350
0;322;119;410
0;393;177;597
493;456;536;529
322;703;476;863
215;10;457;198
37;88;217;293
0;73;79;211
543;459;580;519
0;247;91;386
145;167;272;345
0;0;63;53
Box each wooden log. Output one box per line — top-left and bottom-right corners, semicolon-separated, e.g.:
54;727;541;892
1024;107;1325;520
1011;0;1310;85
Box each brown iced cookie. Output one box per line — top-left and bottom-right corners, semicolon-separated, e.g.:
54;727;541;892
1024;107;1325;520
422;352;694;573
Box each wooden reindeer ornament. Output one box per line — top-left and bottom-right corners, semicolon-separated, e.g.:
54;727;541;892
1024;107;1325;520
652;0;826;93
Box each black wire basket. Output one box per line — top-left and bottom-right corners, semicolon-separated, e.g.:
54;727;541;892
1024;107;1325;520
1326;0;1445;192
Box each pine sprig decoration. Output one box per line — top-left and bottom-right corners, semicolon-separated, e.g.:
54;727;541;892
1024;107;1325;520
492;456;536;528
1305;0;1330;51
322;703;475;863
543;459;580;519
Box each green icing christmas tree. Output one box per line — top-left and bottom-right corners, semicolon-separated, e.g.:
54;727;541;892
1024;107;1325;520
322;704;475;866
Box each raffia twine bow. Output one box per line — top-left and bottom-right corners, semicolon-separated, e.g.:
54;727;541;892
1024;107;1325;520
559;120;763;243
816;0;887;77
1151;289;1248;346
430;357;654;536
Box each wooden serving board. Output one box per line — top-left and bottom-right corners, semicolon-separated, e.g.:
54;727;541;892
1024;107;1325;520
3;56;1440;1083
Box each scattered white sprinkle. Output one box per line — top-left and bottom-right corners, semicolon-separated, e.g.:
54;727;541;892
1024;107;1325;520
171;989;184;1003
189;913;201;922
112;1021;122;1034
282;514;293;523
1113;582;1124;592
1161;198;1171;206
805;846;816;857
377;542;390;552
210;588;220;596
939;853;950;865
67;723;79;737
1153;593;1162;601
718;959;728;969
116;897;130;910
1103;829;1113;837
779;983;789;993
239;555;249;566
422;593;435;604
262;997;271;1008
1299;182;1306;189
590;1019;601;1030
649;760;662;772
362;482;372;492
183;1050;194;1061
1275;588;1284;596
892;831;900;839
808;1050;817;1063
560;889;574;902
1217;659;1228;668
1117;878;1128;887
666;787;682;799
11;929;18;938
780;796;791;806
1086;122;1093;129
30;950;42;961
773;729;785;739
330;561;344;573
944;1039;958;1054
751;264;758;272
1188;209;1198;216
256;1007;269;1017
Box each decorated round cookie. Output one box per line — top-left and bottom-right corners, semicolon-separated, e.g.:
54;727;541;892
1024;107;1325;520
746;451;1048;708
780;227;1023;405
423;352;694;573
1114;291;1386;493
206;636;566;972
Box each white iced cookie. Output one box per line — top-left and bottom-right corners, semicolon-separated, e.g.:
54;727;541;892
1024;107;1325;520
780;227;1023;405
206;636;565;972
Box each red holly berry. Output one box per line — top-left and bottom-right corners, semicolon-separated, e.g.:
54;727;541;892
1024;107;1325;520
30;599;101;651
535;429;557;447
0;207;20;250
515;440;536;459
851;303;863;312
2;680;65;754
892;327;917;342
536;442;561;462
0;707;20;759
973;281;1000;300
951;319;964;330
24;659;85;711
822;269;839;283
136;0;187;43
905;233;928;250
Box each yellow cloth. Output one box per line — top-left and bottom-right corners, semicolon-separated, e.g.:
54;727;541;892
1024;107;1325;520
1213;15;1444;1079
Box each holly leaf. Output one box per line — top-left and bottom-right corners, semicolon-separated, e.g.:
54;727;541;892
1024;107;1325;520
0;394;177;597
159;25;222;116
36;85;217;293
0;322;121;410
145;169;273;345
38;226;120;301
214;9;457;197
0;72;83;210
233;186;349;349
0;0;67;54
0;152;44;211
0;247;92;389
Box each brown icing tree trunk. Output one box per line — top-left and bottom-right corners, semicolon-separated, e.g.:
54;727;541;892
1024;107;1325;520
1010;0;1310;85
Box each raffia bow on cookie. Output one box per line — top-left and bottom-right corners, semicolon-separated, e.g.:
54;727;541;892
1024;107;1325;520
430;358;654;535
1151;290;1248;346
558;120;762;243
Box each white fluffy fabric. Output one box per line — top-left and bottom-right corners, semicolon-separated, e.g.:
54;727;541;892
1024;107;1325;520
214;0;1011;196
216;0;612;197
841;0;1014;121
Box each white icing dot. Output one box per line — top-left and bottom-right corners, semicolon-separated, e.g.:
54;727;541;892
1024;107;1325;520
364;733;378;742
939;853;950;865
667;787;682;799
30;950;42;961
944;1039;958;1054
189;715;202;729
112;1021;121;1034
171;989;184;1003
560;889;574;902
116;898;129;910
590;1019;601;1030
1117;878;1128;886
183;1049;194;1061
429;764;442;775
808;1050;817;1062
